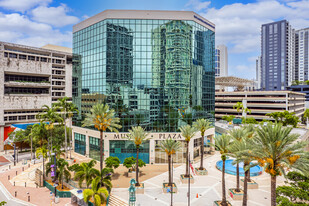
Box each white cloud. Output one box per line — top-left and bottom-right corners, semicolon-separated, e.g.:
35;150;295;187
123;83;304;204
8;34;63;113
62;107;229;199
185;0;210;11
0;12;72;47
0;0;51;12
31;4;79;27
187;0;309;54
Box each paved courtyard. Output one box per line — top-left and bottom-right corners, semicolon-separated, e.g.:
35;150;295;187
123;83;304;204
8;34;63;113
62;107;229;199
112;151;286;206
0;150;287;206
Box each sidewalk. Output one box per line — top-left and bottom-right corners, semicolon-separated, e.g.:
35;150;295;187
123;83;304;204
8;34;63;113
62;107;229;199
0;153;71;206
112;151;286;206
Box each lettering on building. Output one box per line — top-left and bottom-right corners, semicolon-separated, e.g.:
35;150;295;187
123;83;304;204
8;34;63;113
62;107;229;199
158;134;182;140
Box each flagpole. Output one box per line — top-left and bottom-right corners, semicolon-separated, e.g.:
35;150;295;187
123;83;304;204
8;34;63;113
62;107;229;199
171;157;173;206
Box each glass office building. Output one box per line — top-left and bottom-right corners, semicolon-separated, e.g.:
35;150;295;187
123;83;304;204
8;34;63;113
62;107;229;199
72;10;215;163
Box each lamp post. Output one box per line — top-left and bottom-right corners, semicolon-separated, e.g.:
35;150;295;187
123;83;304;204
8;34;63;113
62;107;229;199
188;153;190;206
129;179;136;206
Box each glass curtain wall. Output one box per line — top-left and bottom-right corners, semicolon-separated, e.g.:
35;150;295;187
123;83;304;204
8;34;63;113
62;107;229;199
74;133;86;155
73;19;215;132
109;140;150;163
89;136;101;161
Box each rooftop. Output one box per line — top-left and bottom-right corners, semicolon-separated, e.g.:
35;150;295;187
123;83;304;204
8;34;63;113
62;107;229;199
73;9;215;33
41;44;72;53
0;41;72;55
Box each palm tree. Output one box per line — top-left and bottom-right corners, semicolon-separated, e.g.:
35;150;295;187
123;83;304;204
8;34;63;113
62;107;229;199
233;102;243;118
37;105;63;156
46;158;71;189
93;167;114;192
82;103;121;186
252;123;309;206
229;134;255;206
227;127;249;193
193;119;213;171
55;97;78;158
83;177;109;206
159;139;182;186
57;158;71;189
35;146;49;180
67;102;79;159
242;108;251;124
126;126;150;186
52;145;65;159
209;134;232;206
74;160;97;188
180;125;197;177
303;108;309;128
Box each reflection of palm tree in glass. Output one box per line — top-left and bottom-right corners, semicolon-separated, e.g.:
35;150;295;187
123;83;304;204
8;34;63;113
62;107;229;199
134;113;145;126
163;105;179;131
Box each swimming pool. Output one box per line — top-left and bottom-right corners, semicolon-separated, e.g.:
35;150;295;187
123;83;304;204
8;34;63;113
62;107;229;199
216;159;263;177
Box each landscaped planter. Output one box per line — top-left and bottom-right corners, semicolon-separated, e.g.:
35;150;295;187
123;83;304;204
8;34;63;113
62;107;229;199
135;183;144;194
127;169;141;178
195;168;208;176
180;174;194;184
213;200;232;206
240;179;258;189
229;188;244;200
163;183;177;193
44;180;71;198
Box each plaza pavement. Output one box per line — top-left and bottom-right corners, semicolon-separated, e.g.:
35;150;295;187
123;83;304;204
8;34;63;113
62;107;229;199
112;151;286;206
0;153;71;206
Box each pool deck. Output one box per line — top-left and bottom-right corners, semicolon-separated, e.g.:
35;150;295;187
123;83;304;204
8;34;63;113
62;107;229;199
112;151;286;206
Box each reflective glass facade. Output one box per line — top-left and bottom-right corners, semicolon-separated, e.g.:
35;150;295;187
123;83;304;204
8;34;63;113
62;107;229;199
89;136;101;161
109;140;149;163
74;133;86;155
73;17;215;132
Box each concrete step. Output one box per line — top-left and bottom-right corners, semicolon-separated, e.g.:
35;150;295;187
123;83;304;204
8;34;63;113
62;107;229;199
109;194;128;206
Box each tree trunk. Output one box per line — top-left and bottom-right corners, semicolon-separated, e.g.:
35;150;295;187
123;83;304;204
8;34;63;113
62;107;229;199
30;136;33;161
70;117;72;159
242;163;249;206
307;117;308;128
185;141;189;177
168;154;172;186
136;146;140;186
42;155;45;181
271;176;277;206
199;132;204;170
50;130;53;157
236;162;240;192
100;131;103;187
248;168;251;182
222;157;227;206
64;111;67;159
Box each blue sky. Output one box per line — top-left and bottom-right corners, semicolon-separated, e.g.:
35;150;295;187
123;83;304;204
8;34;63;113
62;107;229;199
0;0;309;79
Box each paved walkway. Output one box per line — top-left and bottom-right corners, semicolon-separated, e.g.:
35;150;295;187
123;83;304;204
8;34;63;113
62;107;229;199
0;153;71;206
112;151;285;206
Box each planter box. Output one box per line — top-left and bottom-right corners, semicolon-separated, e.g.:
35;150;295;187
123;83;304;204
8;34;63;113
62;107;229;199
229;188;244;200
180;174;194;184
241;179;258;189
135;183;144;194
163;183;177;193
127;170;141;178
195;168;208;176
213;200;232;206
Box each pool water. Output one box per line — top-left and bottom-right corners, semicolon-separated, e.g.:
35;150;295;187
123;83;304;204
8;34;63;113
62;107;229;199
216;159;263;177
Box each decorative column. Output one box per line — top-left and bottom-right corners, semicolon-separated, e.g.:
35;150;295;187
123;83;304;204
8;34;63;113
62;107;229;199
149;139;155;164
189;137;194;162
104;139;110;158
85;135;90;157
